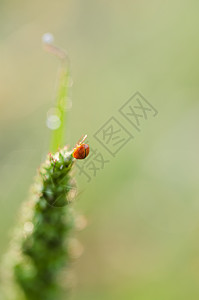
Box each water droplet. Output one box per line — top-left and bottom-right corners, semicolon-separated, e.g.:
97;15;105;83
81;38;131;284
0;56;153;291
46;115;61;130
46;108;61;130
60;97;72;111
42;33;54;44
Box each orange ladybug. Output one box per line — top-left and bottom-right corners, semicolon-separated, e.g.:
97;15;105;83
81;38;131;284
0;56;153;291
72;135;89;159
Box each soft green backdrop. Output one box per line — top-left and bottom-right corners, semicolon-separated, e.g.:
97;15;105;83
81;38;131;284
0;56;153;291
1;0;199;299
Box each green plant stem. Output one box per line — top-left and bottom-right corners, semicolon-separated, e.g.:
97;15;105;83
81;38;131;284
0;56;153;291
14;149;75;300
50;62;70;152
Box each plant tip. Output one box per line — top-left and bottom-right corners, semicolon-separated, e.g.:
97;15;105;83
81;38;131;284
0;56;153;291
42;32;54;44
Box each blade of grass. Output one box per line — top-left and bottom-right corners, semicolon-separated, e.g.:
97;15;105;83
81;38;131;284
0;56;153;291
43;34;71;152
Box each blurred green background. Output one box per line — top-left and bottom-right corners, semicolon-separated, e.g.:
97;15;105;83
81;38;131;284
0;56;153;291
1;0;199;299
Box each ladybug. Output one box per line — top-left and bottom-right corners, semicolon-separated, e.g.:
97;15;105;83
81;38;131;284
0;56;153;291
72;135;89;159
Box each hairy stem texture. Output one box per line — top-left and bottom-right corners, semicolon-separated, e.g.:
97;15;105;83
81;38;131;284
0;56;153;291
14;148;75;300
